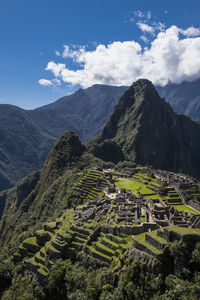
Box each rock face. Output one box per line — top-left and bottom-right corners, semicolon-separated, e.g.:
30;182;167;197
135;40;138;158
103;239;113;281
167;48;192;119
92;79;200;178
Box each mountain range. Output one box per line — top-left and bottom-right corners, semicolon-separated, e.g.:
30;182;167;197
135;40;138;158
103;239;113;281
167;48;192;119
1;79;200;299
0;85;126;191
0;78;200;192
1;78;200;240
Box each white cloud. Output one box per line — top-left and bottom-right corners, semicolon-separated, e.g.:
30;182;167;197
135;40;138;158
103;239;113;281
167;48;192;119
179;26;200;37
153;22;166;32
38;79;53;86
45;61;66;77
140;35;149;43
134;10;144;19
38;78;61;87
147;11;151;20
55;50;61;56
137;22;155;34
52;78;61;85
40;25;200;88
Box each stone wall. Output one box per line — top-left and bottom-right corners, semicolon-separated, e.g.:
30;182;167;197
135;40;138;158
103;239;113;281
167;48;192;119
145;233;165;250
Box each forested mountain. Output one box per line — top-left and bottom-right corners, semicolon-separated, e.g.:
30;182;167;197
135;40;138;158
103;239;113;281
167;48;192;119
90;79;200;178
0;85;127;191
1;78;200;192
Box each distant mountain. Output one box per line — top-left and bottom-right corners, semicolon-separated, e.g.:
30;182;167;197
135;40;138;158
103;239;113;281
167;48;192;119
0;105;56;191
0;85;127;191
156;78;200;121
33;84;127;142
1;78;200;192
90;79;200;178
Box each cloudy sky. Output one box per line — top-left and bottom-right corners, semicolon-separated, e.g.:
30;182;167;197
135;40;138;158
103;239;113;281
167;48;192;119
0;0;200;108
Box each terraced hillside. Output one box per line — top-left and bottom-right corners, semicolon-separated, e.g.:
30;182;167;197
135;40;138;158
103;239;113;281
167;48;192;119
133;226;200;256
74;169;108;202
115;170;199;216
5;166;200;292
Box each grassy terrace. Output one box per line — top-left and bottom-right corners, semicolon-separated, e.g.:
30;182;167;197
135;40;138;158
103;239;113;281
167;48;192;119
167;226;200;235
171;204;199;215
133;233;162;255
88;245;111;261
75;170;108;202
134;173;161;186
115;177;153;196
148;230;168;245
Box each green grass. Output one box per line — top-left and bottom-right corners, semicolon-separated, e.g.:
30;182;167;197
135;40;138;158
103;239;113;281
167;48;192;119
136;173;150;178
148;194;165;200
122;237;133;249
115;178;153;195
167;226;200;235
103;237;119;248
35;251;46;262
28;256;38;266
88;245;112;261
37;267;48;276
171;204;199;215
23;237;39;247
148;230;168;244
47;243;60;254
133;233;162;255
96;242;115;254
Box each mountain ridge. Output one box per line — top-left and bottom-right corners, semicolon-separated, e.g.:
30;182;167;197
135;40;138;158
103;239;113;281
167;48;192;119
0;85;127;191
1;78;200;192
91;79;200;178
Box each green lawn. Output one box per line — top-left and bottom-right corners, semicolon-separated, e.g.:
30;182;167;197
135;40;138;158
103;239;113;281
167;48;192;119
171;204;199;215
133;233;161;254
115;178;153;195
167;226;200;235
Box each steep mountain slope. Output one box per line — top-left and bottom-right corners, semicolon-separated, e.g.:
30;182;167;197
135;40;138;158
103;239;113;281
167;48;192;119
91;79;200;178
1;79;200;192
0;105;56;191
0;131;103;250
33;84;127;142
156;78;200;121
0;85;126;192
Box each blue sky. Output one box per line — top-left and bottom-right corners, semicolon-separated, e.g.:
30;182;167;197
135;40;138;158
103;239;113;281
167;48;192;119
0;0;200;109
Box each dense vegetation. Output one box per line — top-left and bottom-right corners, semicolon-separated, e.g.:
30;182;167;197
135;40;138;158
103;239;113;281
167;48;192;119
1;78;200;192
1;78;200;299
91;79;200;178
0;132;103;255
1;239;200;299
0;85;126;192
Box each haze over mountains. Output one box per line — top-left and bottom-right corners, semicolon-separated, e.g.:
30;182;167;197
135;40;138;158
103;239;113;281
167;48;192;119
0;78;200;191
0;85;126;191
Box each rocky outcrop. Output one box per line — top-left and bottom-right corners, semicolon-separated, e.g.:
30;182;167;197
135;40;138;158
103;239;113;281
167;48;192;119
92;79;200;178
